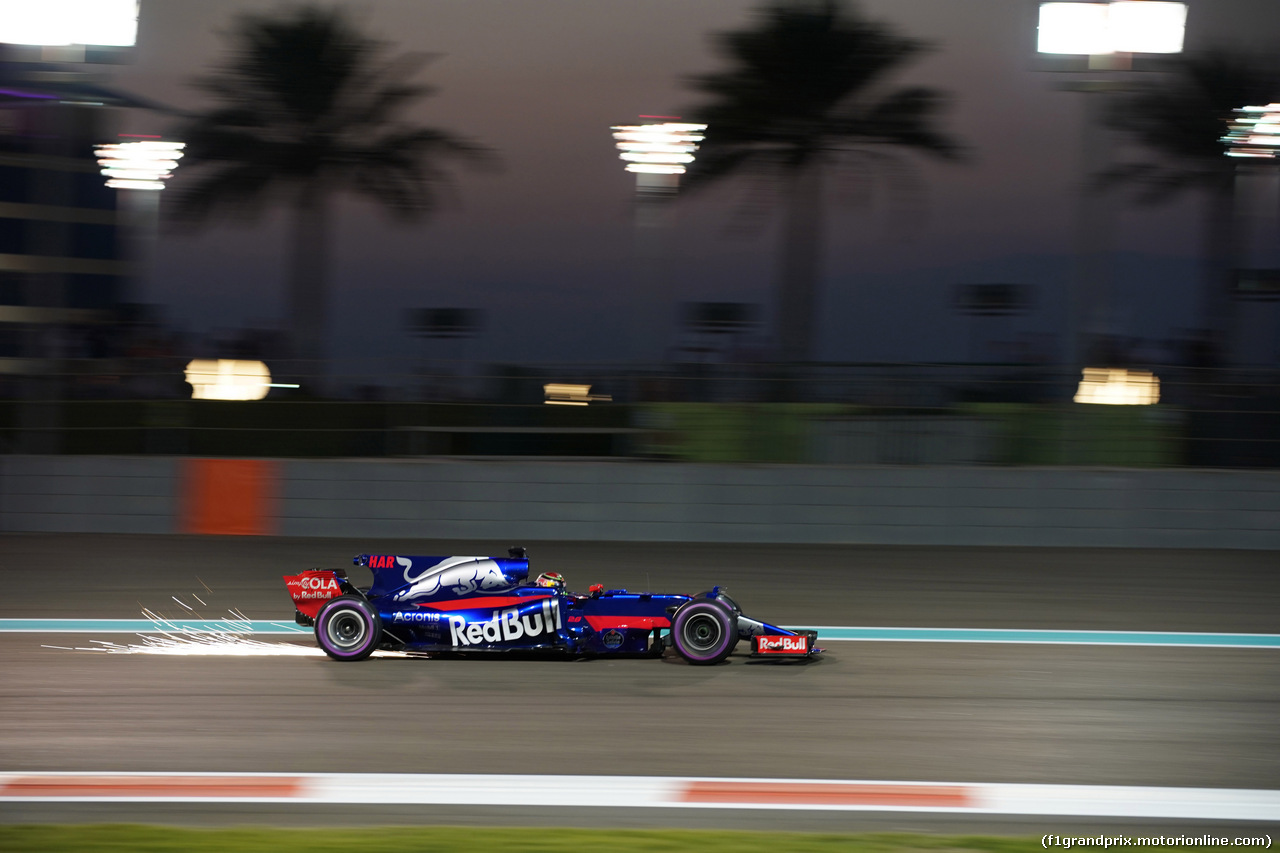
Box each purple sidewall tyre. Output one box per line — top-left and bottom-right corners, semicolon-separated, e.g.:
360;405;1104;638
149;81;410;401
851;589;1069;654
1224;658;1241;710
315;595;381;661
671;600;738;665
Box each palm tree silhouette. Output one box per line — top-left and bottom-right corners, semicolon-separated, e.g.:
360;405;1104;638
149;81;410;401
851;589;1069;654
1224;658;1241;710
1105;49;1279;354
173;7;493;391
683;0;962;363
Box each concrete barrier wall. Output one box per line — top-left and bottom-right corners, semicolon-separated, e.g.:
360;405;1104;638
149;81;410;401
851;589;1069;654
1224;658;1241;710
0;456;178;535
3;456;1279;548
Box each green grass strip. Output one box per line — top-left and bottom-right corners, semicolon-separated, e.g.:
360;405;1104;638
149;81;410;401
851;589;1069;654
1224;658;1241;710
0;826;1248;853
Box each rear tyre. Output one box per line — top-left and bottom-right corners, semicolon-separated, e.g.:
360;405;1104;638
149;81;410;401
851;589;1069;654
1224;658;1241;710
315;595;381;661
671;600;738;665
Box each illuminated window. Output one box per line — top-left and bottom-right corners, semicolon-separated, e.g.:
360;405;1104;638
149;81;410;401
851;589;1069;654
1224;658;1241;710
185;360;297;401
544;384;611;406
1073;368;1160;405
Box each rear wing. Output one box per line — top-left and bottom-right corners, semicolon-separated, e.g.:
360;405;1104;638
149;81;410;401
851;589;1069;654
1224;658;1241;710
283;569;347;620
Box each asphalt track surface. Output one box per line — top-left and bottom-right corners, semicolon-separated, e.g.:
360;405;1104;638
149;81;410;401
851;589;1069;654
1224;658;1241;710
2;534;1279;833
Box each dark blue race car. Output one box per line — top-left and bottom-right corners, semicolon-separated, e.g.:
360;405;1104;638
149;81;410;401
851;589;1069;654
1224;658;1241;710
285;548;818;665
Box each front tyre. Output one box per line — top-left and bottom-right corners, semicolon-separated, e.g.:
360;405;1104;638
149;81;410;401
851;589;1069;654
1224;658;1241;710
315;595;381;661
671;600;738;665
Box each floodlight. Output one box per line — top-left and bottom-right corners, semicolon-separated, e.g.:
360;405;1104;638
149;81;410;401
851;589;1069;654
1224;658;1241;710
1223;104;1280;159
1073;367;1160;404
1107;2;1186;54
1037;1;1186;55
1038;3;1112;55
94;140;185;191
0;0;138;47
185;360;298;401
612;122;707;176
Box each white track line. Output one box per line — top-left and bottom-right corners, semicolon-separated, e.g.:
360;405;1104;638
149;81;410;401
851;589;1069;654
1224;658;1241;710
0;773;1277;821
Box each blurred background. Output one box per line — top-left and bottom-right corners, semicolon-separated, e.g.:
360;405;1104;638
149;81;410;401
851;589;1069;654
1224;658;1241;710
0;0;1278;468
3;1;1280;839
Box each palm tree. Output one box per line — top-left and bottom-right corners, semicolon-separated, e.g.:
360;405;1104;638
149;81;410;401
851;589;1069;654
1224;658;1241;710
173;6;492;390
683;0;962;363
1104;49;1280;354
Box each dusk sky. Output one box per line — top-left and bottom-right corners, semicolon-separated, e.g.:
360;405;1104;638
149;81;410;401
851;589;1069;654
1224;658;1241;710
107;0;1280;370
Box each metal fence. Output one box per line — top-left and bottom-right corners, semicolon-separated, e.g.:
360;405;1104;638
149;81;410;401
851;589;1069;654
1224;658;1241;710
1;359;1278;466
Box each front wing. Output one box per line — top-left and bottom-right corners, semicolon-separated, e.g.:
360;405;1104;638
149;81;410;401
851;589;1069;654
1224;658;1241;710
750;630;820;658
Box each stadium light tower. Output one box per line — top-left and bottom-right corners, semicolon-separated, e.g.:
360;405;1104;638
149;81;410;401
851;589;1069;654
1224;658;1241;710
0;0;145;452
94;138;185;320
610;119;707;365
1036;1;1186;401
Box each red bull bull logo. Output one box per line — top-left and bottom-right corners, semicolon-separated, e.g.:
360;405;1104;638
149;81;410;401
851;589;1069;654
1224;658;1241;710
394;556;515;601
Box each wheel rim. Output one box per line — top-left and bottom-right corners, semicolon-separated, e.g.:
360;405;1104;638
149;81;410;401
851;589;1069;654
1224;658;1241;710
325;609;367;650
682;613;723;652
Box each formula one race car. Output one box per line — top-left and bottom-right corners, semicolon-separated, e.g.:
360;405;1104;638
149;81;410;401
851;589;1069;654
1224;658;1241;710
284;548;818;665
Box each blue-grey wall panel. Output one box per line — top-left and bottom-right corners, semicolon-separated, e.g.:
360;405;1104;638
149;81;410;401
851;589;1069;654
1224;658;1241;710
4;456;1279;547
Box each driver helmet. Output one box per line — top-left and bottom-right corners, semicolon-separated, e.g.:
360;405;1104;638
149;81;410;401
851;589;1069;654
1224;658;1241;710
534;571;565;590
